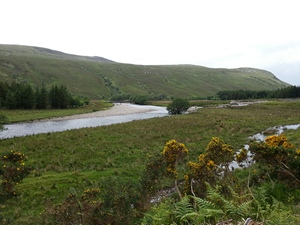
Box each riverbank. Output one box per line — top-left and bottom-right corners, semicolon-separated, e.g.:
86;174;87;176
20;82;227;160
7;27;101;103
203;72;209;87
40;103;155;121
1;100;113;124
0;104;168;139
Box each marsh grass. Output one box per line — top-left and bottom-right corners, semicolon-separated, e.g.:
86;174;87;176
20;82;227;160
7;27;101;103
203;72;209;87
0;100;300;224
284;128;300;147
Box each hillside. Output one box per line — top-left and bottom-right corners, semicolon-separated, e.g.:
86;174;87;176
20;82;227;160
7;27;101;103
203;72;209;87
0;44;290;99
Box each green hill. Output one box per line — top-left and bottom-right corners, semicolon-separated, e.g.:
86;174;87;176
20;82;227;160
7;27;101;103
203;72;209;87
0;44;290;99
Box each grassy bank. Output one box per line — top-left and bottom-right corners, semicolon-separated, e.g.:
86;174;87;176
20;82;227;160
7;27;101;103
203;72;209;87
1;100;113;123
0;100;299;224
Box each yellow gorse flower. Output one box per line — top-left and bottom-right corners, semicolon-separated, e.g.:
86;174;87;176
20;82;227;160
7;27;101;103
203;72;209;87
162;139;188;163
206;160;216;170
265;134;294;148
163;139;188;178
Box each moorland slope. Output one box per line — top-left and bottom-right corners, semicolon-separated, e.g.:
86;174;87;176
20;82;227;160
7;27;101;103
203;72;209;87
0;44;290;99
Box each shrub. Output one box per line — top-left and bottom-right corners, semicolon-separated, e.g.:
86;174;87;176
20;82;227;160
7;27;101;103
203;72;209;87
185;137;235;197
167;98;190;115
45;178;141;225
162;140;188;199
0;113;8;132
239;134;300;186
142;137;300;224
131;95;148;105
0;150;31;197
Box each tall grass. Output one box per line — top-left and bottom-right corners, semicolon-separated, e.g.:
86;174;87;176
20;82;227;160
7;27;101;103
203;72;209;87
0;100;299;224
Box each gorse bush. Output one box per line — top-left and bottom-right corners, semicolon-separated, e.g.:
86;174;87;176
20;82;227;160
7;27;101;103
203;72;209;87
185;137;235;198
0;150;31;197
139;140;189;202
238;134;300;186
162;140;188;199
142;135;300;224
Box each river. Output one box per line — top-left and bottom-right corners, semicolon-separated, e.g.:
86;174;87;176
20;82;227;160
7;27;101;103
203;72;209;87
0;104;168;139
229;123;300;169
1;104;299;141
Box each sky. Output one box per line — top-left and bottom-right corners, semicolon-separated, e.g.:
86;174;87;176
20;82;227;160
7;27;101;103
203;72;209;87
1;0;299;85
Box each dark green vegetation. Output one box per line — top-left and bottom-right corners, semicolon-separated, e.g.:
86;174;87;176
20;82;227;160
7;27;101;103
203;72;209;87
0;114;8;132
0;81;89;109
218;85;300;100
167;98;190;115
0;150;32;197
0;44;289;100
0;100;299;224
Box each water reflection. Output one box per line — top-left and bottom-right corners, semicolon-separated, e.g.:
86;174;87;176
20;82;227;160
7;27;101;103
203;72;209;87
0;105;168;139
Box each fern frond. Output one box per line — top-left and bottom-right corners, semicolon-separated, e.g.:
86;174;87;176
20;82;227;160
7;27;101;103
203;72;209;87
192;195;216;209
199;208;223;218
205;182;223;202
236;200;252;216
180;212;201;223
222;198;235;212
191;195;223;221
227;185;240;200
228;186;253;204
174;195;194;219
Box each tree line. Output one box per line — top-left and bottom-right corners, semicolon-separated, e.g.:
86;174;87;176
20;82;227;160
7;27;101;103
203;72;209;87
217;85;300;100
0;81;89;109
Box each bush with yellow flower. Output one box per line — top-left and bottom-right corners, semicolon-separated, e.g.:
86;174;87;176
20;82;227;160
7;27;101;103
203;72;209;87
237;134;300;186
0;150;31;197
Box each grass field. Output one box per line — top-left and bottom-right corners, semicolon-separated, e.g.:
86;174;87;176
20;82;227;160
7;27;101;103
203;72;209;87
0;100;299;224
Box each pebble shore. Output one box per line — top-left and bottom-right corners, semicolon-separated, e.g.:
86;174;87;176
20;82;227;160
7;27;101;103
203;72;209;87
47;103;153;121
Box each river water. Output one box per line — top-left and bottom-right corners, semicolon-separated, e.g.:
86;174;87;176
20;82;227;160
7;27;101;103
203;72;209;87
249;124;300;141
1;103;299;142
229;123;300;169
0;104;168;139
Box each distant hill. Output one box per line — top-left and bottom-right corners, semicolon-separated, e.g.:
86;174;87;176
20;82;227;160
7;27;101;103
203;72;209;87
0;44;290;99
0;44;114;62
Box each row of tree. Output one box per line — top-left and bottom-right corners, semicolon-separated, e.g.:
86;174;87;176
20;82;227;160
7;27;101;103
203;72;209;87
0;81;89;109
217;85;300;100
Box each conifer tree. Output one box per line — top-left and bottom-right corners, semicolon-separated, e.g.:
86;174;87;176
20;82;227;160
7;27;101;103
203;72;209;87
35;85;48;109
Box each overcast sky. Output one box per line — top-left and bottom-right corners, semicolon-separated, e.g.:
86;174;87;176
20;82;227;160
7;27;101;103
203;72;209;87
1;0;299;85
